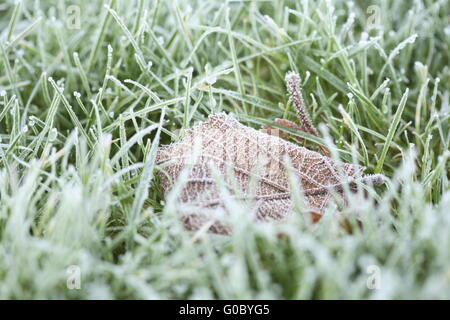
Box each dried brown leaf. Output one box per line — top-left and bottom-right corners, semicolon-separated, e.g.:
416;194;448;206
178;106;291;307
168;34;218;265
156;71;384;234
157;113;383;234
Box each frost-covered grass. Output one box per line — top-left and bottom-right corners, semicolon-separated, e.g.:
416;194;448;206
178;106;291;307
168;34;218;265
0;0;449;299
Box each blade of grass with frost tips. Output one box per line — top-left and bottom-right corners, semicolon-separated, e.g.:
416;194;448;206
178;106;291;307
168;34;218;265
132;0;144;35
4;131;23;158
347;83;384;128
110;123;159;166
237;38;321;64
54;23;74;84
135;55;174;95
104;97;184;131
375;89;409;173
0;95;16;123
6;0;22;42
338;105;369;166
188;25;268;51
40;72;52;106
423;151;449;188
91;98;103;138
146;27;177;69
198;87;279;113
124;79;161;103
48;77;93;148
118;115;130;179
376;34;418;95
73;92;89;116
351;124;402;151
297;55;348;94
370;78;391;101
104;4;144;62
128;108;166;230
107;75;138;98
1;45;22;106
96;45;114;105
73;53;91;96
172;0;200;71
192;66;234;88
27;94;61;160
183;68;193;130
102;163;145;191
12;97;20;138
87;0;116;72
5;16;42;50
415;79;430;140
226;8;248;115
0;143;10;170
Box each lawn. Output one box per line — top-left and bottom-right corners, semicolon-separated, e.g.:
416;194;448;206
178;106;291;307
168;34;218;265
0;0;449;299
